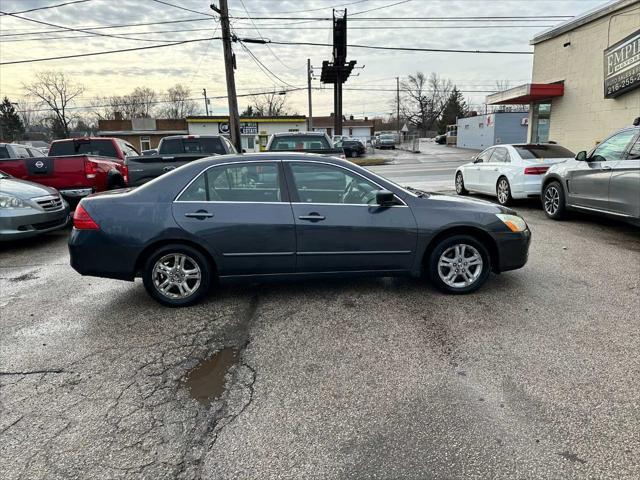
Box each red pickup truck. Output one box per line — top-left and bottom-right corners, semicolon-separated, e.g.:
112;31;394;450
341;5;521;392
0;137;138;201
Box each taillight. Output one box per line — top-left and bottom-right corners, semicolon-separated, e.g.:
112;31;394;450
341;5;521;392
120;164;129;184
524;166;550;175
73;204;99;230
84;159;97;179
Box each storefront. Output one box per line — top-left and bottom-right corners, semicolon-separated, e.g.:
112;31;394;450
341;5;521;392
486;0;639;152
186;116;307;152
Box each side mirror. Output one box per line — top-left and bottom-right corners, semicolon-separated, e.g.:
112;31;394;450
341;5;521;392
376;189;395;206
575;151;588;161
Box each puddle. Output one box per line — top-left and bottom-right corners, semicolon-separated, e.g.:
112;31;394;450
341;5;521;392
185;348;239;405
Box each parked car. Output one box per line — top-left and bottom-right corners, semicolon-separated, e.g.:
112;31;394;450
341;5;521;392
125;135;236;187
69;153;531;307
541;121;639;224
377;133;397;149
455;144;575;206
0;170;70;241
266;132;344;158
335;139;365;158
0;138;132;203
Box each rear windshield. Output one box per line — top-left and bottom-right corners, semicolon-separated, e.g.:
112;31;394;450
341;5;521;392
270;135;331;150
514;145;574;159
49;139;118;158
159;137;225;155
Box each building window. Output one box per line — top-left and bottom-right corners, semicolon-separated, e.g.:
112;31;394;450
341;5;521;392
247;136;254;149
531;102;551;143
140;136;151;151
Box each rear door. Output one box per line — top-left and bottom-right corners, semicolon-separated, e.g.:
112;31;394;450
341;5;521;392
172;161;296;276
285;161;417;273
608;132;640;218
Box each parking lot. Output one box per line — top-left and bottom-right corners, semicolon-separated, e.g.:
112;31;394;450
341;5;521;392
1;147;639;479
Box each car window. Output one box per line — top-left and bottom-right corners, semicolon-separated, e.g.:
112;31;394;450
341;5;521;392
491;147;509;163
627;136;640;160
513;145;575;159
178;163;281;202
290;162;380;205
12;146;30;158
161;137;226;155
49;139;118;158
475;148;493;164
0;146;10;159
592;130;637;162
120;142;139;157
270;136;331;150
27;147;45;157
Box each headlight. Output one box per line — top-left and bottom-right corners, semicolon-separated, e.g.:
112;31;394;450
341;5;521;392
0;194;28;209
496;214;528;232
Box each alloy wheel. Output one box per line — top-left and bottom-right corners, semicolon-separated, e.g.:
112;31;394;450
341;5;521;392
152;253;202;299
544;186;560;215
437;244;483;289
497;179;510;204
456;174;464;194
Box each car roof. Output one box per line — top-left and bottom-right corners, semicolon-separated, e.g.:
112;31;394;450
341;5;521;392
188;152;352;167
271;131;326;136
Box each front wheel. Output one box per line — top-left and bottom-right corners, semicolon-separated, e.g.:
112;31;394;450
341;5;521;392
142;244;211;307
496;177;512;206
428;235;491;294
542;181;567;220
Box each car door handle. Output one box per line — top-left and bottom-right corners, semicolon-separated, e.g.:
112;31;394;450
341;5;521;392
185;211;213;219
163;165;177;172
493;168;499;171
601;165;612;170
298;214;326;222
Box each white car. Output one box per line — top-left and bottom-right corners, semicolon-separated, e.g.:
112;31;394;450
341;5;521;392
454;144;575;205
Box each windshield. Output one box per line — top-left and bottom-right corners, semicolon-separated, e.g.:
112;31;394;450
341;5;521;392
380;134;395;140
270;135;331;150
159;137;225;155
49;139;118;158
514;144;575;159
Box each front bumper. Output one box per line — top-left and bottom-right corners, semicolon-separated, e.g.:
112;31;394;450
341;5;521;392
493;228;531;272
0;206;70;241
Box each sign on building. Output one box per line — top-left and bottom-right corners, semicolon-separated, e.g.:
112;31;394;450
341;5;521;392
604;29;640;99
218;122;259;135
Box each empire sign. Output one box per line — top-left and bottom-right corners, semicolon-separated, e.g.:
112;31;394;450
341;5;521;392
604;29;640;99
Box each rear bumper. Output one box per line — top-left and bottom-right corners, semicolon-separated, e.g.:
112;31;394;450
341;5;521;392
0;206;70;241
493;229;531;272
68;229;138;280
60;187;94;198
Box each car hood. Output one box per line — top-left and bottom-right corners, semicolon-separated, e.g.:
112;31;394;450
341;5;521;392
419;192;517;215
0;177;59;199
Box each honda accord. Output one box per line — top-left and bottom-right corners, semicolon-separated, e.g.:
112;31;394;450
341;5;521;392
69;154;531;307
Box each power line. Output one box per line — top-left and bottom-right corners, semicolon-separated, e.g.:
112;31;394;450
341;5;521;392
230;15;574;21
230;0;369;15
0;0;92;15
349;0;413;16
149;0;215;18
238;40;300;88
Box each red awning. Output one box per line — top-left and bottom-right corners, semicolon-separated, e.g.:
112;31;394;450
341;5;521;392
486;83;564;105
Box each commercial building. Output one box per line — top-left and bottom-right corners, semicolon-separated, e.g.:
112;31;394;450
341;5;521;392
311;115;376;142
186;115;307;151
97;118;188;152
486;0;639;152
456;112;529;150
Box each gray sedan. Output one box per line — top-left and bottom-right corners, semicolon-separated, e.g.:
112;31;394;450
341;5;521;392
542;122;639;224
0;170;70;241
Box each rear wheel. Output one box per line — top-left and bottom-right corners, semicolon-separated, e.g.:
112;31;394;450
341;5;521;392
455;172;468;195
496;177;512;206
542;181;567;220
142;244;211;307
428;235;490;294
350;150;358;158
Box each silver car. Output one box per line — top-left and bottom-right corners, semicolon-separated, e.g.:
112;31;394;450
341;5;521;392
541;121;640;224
0;170;70;241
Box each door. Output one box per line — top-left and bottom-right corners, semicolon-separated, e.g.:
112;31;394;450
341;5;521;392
568;129;638;210
284;161;418;273
172;161;296;276
466;148;494;191
479;147;509;193
608;133;640;218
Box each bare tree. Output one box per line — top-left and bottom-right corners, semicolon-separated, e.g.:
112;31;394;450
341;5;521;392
251;91;289;116
158;84;198;119
400;72;452;136
16;98;41;133
90;87;158;121
23;71;85;138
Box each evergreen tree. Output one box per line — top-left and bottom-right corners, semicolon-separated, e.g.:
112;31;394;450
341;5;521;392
241;105;255;117
438;87;467;134
0;96;25;142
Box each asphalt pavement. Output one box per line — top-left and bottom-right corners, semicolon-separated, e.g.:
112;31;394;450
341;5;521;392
1;146;639;479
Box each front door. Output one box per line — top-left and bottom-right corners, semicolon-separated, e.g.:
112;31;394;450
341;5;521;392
284;161;418;273
479;146;509;193
468;148;494;191
568;130;638;211
608;133;640;218
172;161;296;276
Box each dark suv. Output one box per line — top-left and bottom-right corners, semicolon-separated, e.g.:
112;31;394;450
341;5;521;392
541;118;640;224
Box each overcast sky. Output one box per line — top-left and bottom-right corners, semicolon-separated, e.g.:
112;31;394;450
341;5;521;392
0;0;611;119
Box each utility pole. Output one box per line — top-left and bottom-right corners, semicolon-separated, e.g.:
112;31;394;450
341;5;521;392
307;59;313;131
396;76;400;134
202;88;209;116
212;0;241;151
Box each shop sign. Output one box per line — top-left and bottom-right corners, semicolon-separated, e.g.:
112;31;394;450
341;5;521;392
217;122;259;135
604;29;640;98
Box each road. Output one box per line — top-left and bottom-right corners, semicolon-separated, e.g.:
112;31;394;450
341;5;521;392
1;148;639;479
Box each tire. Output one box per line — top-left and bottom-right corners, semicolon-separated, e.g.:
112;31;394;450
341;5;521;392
428;235;491;294
496;177;512;206
542;180;567;220
142;244;212;307
350;150;358;158
455;172;468;195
